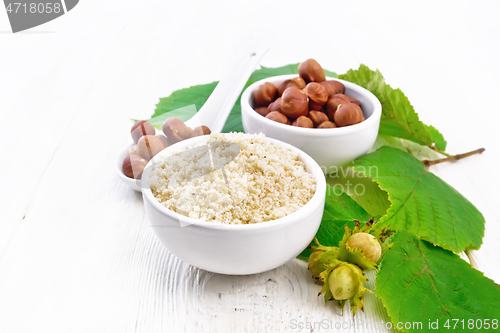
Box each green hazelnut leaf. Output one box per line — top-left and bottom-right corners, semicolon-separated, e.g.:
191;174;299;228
150;82;218;128
339;64;447;151
148;64;337;133
326;168;391;218
351;146;484;253
376;230;500;333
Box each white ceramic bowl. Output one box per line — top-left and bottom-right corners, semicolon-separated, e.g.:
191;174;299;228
141;135;326;275
241;75;382;173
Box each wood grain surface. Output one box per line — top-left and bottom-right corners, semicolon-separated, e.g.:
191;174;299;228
1;1;499;332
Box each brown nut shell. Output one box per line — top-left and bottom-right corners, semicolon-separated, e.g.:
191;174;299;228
137;135;165;160
190;126;211;138
277;77;306;96
298;59;325;83
304;82;328;110
281;86;309;119
131;120;155;144
326;94;351;120
318;121;337;129
292;116;314;128
253;82;277;106
267;97;282;112
255;106;270;117
308;111;329;127
334;103;365;127
122;155;148;179
162;117;192;142
265;111;290;124
320;80;345;97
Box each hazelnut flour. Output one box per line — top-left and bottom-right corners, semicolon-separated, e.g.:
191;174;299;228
150;133;316;224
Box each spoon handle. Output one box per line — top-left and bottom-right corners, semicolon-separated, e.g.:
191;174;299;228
185;46;269;133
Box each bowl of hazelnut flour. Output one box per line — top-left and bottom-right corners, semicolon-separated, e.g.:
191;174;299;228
141;133;326;275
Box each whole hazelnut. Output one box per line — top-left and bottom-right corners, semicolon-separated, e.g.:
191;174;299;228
308;111;329;127
162;117;192;143
131;120;155;143
298;59;326;83
334;103;365;127
292;116;314;128
137;135;165;160
122;155;148;179
277;77;306;96
190;126;211;137
303;82;328;110
318;121;337;129
265;111;290;124
346;95;361;105
253;82;277;106
320;80;345;97
326;94;351;120
267;97;282;112
157;134;170;148
255;106;270;117
128;144;141;156
281;87;309;119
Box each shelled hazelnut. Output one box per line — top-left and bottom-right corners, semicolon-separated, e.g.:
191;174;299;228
309;111;329;127
303;82;328;110
334;103;365;127
190;126;212;138
255;106;270;117
157;134;169;148
122;155;148;179
128;144;141;157
253;82;277;106
266;111;290;124
326;94;351;120
298;59;325;83
137;135;165;160
277;77;306;96
292;116;314;128
281;87;309;118
346;95;361;105
131;120;155;143
268;97;282;112
320;80;345;97
318;121;337;128
162;117;192;143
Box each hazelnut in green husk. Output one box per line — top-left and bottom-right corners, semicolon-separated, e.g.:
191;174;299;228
308;238;341;280
338;222;388;270
347;233;382;263
328;265;359;300
319;262;371;315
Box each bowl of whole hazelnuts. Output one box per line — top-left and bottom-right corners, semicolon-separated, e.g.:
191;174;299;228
241;59;382;171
